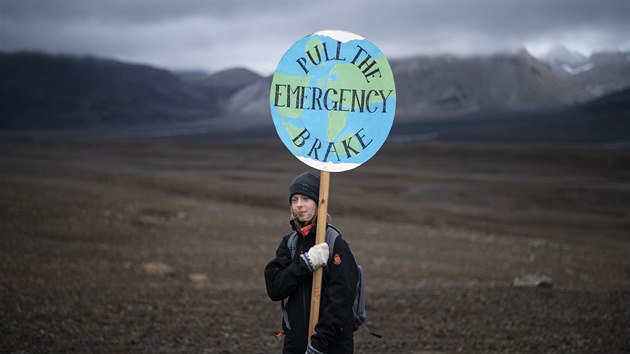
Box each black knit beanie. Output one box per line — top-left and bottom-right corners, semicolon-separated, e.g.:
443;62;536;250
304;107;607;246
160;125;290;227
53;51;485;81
289;171;320;204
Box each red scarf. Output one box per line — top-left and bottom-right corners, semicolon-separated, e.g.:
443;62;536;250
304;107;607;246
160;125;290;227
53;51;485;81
299;224;313;237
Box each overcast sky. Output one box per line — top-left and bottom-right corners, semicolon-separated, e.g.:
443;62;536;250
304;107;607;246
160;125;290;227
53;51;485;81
1;0;628;75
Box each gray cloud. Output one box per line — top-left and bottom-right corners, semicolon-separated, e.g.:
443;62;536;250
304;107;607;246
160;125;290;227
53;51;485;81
1;0;628;75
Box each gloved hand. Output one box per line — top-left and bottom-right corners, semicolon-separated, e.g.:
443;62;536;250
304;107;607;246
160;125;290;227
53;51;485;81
300;243;329;272
305;343;326;354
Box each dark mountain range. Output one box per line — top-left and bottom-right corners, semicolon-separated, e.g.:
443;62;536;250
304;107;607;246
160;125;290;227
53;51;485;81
0;52;217;129
1;50;628;132
580;86;630;113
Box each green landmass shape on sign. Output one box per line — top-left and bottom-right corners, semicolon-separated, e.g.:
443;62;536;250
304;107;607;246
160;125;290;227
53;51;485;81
270;72;310;119
327;110;347;142
326;54;396;141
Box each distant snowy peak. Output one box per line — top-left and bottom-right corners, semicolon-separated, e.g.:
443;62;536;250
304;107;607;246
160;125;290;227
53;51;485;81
562;62;595;75
540;45;590;77
543;45;587;66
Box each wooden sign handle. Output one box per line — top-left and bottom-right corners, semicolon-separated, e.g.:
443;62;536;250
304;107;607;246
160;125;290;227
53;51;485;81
308;170;330;341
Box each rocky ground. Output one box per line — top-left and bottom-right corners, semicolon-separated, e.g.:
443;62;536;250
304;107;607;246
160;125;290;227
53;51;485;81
1;136;629;353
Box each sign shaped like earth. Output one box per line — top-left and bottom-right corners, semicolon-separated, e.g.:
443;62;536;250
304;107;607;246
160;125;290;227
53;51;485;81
270;30;396;172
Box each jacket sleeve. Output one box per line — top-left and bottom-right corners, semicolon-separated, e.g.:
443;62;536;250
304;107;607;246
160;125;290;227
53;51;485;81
310;237;359;352
264;235;311;301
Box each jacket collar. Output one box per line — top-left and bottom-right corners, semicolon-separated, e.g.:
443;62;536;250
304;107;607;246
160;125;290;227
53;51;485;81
290;219;316;237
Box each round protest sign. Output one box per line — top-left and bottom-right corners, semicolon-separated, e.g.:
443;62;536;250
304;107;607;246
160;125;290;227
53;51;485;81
270;30;396;172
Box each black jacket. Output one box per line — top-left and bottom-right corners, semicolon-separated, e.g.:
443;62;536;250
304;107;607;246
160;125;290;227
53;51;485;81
265;224;358;354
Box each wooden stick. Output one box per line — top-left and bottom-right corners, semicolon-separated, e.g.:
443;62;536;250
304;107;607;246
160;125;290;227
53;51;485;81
308;170;330;341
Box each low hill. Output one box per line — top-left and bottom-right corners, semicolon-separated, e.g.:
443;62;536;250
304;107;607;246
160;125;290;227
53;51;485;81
193;67;262;111
390;88;630;145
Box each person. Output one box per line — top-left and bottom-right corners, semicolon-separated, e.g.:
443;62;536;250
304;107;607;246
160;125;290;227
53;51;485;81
265;171;359;354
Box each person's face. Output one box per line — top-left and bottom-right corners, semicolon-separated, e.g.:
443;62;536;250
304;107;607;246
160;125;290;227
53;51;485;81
291;194;317;223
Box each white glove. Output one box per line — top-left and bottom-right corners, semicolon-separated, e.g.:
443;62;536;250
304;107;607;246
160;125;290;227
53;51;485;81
301;243;329;272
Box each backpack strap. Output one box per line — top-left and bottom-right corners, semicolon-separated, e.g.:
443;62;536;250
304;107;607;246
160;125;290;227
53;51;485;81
282;232;300;331
287;231;298;260
325;225;340;261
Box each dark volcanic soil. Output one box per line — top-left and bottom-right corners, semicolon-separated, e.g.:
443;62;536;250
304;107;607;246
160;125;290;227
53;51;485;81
1;136;629;353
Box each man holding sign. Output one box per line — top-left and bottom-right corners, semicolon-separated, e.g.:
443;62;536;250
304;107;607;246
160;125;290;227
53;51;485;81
265;171;359;354
265;30;395;353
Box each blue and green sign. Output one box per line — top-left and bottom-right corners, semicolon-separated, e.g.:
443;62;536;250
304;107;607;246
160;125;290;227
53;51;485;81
270;30;396;172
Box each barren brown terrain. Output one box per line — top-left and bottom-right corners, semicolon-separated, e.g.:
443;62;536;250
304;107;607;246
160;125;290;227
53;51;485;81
1;136;629;353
